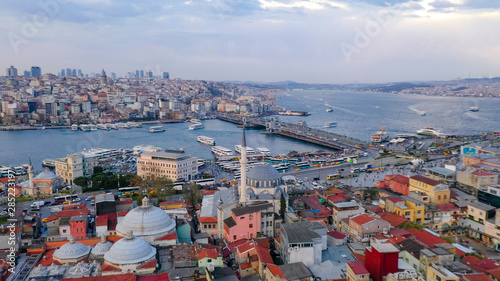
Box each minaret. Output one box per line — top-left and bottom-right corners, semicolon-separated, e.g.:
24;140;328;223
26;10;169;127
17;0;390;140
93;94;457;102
239;127;247;204
28;156;34;194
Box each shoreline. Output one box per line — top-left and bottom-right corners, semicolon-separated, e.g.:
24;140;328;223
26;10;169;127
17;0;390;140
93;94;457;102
0;119;185;131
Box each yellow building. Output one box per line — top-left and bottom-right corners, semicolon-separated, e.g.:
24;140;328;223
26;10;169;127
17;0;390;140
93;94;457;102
426;263;458;281
467;202;496;224
137;148;198;181
392;196;426;224
409;175;450;204
347;261;370;281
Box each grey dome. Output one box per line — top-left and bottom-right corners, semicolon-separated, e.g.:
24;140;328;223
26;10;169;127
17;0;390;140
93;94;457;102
245;164;282;188
116;197;175;236
34;170;58;180
91;238;113;256
53;237;91;260
104;232;156;265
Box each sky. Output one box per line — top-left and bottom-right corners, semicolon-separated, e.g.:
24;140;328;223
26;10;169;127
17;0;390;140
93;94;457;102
1;0;500;83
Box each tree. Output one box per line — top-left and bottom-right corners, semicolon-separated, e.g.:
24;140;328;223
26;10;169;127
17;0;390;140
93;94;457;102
73;176;89;188
183;183;201;214
92;174;108;189
93;166;104;174
137;194;146;206
280;193;286;219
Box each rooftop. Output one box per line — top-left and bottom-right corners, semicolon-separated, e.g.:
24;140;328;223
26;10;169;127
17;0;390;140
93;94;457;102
410;175;441;186
282;221;324;244
348;261;369;275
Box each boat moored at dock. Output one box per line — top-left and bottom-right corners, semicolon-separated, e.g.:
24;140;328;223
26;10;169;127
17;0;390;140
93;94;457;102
256;147;271;156
212;146;233;156
371;126;389;143
235;145;255;154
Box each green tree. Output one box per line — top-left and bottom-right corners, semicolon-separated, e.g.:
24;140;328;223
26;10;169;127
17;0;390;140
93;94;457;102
92;174;108;189
280;193;286;219
73;176;89;188
183;183;201;213
93;166;104;174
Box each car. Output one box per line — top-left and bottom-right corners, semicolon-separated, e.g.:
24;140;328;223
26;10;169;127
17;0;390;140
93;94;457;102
85;196;93;201
42;218;48;223
44;201;51;205
90;200;96;206
72;198;81;202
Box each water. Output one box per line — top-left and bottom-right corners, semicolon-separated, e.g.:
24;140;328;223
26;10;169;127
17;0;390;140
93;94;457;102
1;90;499;170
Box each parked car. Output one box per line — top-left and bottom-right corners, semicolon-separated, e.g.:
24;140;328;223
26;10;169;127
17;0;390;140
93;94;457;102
85;196;93;201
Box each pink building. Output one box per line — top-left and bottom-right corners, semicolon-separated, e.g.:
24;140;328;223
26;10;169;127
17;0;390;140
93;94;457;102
223;206;262;243
69;215;88;240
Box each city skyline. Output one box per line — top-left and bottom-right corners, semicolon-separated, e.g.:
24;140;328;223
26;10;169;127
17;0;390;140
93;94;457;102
1;0;500;83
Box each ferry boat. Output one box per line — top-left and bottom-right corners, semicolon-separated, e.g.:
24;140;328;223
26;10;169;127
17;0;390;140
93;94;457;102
417;127;441;136
190;118;201;123
133;145;154;155
127;122;142;128
212;146;233;156
326;107;333;112
371;126;389;143
420;111;426;116
71;124;78;131
256;147;271;156
149;126;165;133
278;110;310;116
106;124;119;130
235;145;255;154
42;159;55;169
117;123;130;129
97;124;109;130
470;107;479;112
79;124;91;132
89;124;97;131
197;136;215;146
324;122;337;128
189;122;204;130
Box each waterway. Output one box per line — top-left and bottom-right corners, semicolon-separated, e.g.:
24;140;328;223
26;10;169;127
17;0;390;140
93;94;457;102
1;90;498;170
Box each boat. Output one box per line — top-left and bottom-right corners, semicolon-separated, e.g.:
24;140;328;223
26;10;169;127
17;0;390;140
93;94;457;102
42;159;55;169
197;136;215;146
127;122;142;128
89;124;97;131
97;124;109;130
278;110;310;116
256;147;271;156
326;107;333;112
470;107;479;112
420;111;426;116
149;126;165;133
371;126;389;143
189;123;204;130
117;123;130;129
324;122;337;128
79;124;91;132
417;126;441;136
212;146;233;156
190;118;201;123
376;106;380;109
235;145;255;154
106;123;118;130
71;124;78;131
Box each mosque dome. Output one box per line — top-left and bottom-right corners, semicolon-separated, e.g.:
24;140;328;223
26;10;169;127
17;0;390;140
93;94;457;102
91;236;113;256
245;164;283;188
104;231;156;265
53;236;91;260
116;197;175;236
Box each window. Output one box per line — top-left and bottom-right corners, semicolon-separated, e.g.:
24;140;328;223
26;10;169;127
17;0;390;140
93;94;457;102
240;217;244;220
204;225;207;229
208;259;212;262
233;235;237;240
249;224;253;228
63;229;67;233
249;214;253;220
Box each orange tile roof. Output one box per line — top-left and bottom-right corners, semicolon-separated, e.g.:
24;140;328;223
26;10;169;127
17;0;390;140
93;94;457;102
199;217;218;223
137;273;170;281
487;268;500;279
461;256;499;273
61;274;136;281
137;259;157;269
240;262;251;270
254;237;270;248
236;241;255;255
267;264;285;279
101;263;121;272
198;248;220;260
460;273;494;281
350;214;376;225
255;245;273;264
155;232;177;241
348;261;369;275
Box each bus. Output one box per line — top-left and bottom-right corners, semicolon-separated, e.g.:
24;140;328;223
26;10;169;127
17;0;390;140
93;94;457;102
192;178;215;186
118;186;140;196
54;194;79;203
295;161;310;169
326;174;340;180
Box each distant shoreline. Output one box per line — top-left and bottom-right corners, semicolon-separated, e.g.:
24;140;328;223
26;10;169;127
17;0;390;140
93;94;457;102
0;119;185;131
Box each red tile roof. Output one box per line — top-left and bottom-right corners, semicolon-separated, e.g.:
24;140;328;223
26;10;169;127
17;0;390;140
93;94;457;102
380;212;407;227
406;228;449;247
387;197;404;203
460;273;494;281
255;245;273;264
227;239;248;251
154;232;177;241
198;217;218;223
101;263;121;272
348;261;369;275
38;249;61;266
95;215;108;227
386;175;410;185
350;214;376;225
267;264;286;279
472;171;495;176
137;259;157;269
117;211;129;217
236;241;255;255
461;256;499;273
116;198;133;205
58;209;89;217
61;274;136;281
240;262;251;270
410;175;441;186
63;204;86;210
437;203;459;211
327;231;346;240
388;228;411;238
327;194;348;203
254;238;270;248
137;273;170;281
487;268;500;279
198;248;220;260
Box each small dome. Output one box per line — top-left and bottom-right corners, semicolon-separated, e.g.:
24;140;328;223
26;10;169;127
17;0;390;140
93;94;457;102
245;164;282;188
34;169;58;180
53;236;91;260
116;197;175;236
104;232;156;265
91;236;113;256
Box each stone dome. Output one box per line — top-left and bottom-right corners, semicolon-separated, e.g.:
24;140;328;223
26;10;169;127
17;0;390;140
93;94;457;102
116;197;175;236
104;231;156;265
91;236;113;256
53;236;91;260
245;164;283;188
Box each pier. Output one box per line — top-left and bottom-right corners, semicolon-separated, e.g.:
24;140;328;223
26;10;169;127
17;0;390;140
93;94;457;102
216;114;370;150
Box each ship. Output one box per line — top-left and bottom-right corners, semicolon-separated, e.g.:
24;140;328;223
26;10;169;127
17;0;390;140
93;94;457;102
256;147;271;156
89;124;97;131
106;123;119;130
189;122;204;130
197;136;215;146
212;146;233;156
79;124;91;132
326;107;333;112
71;124;78;131
235;145;255;154
470;107;479;112
324;122;337;128
278;110;310;116
97;124;109;130
42;159;55;169
420;111;426;116
127;122;142;128
417;126;441;136
190;118;201;123
371;126;389;143
149;125;165;133
117;123;130;129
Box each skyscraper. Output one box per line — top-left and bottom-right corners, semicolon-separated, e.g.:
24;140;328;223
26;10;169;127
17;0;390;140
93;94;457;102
24;70;31;77
72;69;77;76
66;68;71;77
61;69;65;77
140;70;144;78
31;66;42;77
6;65;18;77
163;72;170;79
77;69;83;77
135;70;140;78
147;70;153;78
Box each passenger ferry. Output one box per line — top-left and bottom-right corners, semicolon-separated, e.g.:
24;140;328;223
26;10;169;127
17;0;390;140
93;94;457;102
89;124;97;131
235;145;255;154
149;126;165;133
133;145;154;155
417;127;441;136
42;159;56;169
256;147;271;156
470;107;479;112
324;122;337;128
420;111;426;116
106;123;119;130
212;146;233;156
371;126;389;143
117;123;130;129
97;124;109;130
79;124;91;132
197;136;215;146
127;122;142;128
71;124;78;131
190;118;201;123
189;122;204;130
